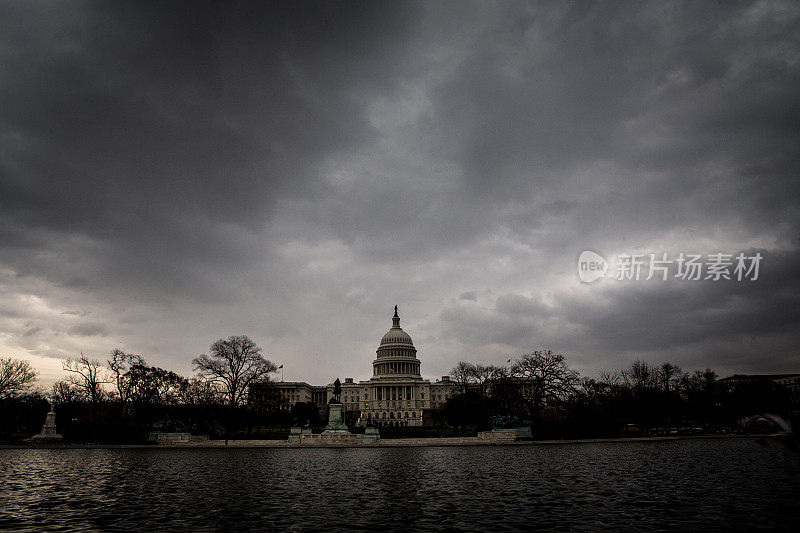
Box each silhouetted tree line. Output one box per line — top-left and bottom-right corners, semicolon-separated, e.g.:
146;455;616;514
0;358;48;440
442;352;799;439
2;346;797;443
0;336;289;443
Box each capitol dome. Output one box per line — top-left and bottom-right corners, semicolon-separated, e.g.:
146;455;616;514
380;328;414;345
379;306;414;346
373;306;421;377
380;324;414;346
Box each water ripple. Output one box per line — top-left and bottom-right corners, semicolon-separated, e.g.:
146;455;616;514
1;439;798;531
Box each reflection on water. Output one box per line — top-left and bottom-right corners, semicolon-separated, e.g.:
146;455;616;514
1;438;798;531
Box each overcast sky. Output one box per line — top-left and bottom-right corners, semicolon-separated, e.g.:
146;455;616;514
1;0;798;388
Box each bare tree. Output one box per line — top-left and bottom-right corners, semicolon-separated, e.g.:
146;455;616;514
51;379;82;404
621;360;657;391
470;364;496;398
179;378;223;406
192;336;277;407
512;350;580;430
658;362;682;393
679;368;717;394
63;355;111;405
598;371;622;387
0;357;38;398
450;361;475;394
127;364;188;406
107;349;145;404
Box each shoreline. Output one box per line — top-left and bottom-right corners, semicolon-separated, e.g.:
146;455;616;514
0;433;778;450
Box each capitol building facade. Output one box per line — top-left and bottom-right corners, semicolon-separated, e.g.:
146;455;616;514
353;306;437;427
257;307;458;427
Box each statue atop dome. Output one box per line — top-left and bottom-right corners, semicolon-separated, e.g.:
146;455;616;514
392;306;401;329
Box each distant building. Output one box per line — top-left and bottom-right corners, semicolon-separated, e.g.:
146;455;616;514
249;307;459;427
251;325;800;428
717;373;800;396
351;307;459;427
248;381;328;412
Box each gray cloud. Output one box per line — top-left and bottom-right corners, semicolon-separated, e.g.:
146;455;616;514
0;1;798;385
68;323;109;338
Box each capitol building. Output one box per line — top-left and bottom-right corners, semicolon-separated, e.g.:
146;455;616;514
255;307;458;427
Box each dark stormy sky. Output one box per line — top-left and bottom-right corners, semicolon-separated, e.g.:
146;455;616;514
1;1;799;386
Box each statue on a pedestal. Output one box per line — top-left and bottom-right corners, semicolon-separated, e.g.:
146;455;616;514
322;378;349;435
329;378;342;404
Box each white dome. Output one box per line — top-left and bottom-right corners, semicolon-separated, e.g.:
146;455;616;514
373;306;420;376
380;328;414;346
378;306;414;347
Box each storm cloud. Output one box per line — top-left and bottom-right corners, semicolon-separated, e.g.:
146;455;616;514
1;0;798;385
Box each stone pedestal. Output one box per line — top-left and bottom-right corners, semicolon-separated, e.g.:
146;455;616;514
514;426;533;439
286;403;381;445
477;428;517;443
148;432;208;444
363;426;381;444
287;427;303;444
288;426;314;444
32;407;62;443
322;402;349;435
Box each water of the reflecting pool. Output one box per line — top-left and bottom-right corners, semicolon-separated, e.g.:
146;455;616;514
1;437;799;532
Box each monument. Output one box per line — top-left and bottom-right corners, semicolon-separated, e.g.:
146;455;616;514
288;377;380;445
32;405;63;443
322;378;349;435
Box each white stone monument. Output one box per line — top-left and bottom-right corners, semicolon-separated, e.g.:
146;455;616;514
32;405;63;443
